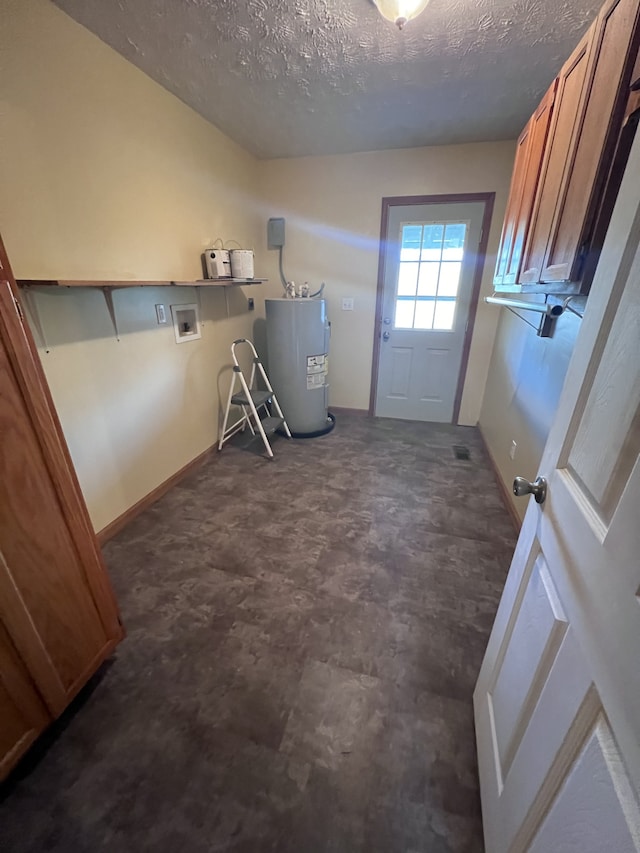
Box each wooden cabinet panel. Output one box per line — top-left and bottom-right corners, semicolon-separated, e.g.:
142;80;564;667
493;122;531;286
0;233;123;757
540;0;640;282
519;28;594;284
0;620;50;780
494;81;556;287
0;334;111;704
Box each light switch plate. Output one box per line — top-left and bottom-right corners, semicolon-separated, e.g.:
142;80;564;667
342;298;354;311
155;304;167;324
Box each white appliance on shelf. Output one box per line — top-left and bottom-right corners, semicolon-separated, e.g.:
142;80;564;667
203;249;231;279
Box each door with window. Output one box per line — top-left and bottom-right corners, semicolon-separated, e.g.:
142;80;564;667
374;199;487;422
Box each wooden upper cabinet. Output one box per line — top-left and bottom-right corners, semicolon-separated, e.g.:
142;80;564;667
493;81;556;287
519;27;595;285
520;0;640;287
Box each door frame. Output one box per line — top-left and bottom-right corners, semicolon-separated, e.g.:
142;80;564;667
369;192;495;421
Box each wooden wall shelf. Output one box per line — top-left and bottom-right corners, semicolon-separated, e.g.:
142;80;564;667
177;278;268;286
15;279;267;348
17;278;267;288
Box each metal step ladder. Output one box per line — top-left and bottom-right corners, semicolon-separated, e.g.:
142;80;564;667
218;338;292;458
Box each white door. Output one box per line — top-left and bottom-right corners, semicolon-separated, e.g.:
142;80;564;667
374;201;485;422
474;135;640;851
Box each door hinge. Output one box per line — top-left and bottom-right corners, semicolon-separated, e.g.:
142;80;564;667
13;294;24;321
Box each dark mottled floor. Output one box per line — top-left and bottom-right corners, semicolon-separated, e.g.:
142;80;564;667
0;415;516;853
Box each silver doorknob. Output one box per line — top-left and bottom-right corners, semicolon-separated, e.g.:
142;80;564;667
382;331;390;341
513;476;547;505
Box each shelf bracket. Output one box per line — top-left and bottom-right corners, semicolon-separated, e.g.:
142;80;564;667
195;286;204;325
101;286;120;341
485;295;565;338
20;285;51;352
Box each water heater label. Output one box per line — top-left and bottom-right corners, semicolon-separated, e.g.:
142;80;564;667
306;353;327;390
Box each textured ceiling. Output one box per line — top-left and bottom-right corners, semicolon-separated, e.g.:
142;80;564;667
52;0;601;159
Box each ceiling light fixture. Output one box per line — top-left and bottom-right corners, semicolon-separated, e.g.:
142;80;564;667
372;0;431;30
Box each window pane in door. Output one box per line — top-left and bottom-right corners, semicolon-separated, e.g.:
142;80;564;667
395;299;416;329
421;224;444;261
417;263;439;296
394;219;468;330
397;262;419;296
442;223;467;260
414;300;436;329
401;225;422;261
438;262;462;297
433;300;456;330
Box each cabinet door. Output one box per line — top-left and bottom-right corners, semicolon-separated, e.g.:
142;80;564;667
494;82;556;288
0;237;123;721
540;0;640;283
0;617;50;780
493;122;532;286
519;27;595;284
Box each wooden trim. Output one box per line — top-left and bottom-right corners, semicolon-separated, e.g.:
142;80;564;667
477;424;522;533
452;194;495;423
97;443;216;544
329;406;369;418
368;196;393;416
369;192;496;422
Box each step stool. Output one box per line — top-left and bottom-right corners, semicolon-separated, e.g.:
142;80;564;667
218;338;291;458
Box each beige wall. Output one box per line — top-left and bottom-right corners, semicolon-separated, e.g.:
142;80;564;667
1;0;523;534
479;308;581;521
259;142;516;423
1;0;265;532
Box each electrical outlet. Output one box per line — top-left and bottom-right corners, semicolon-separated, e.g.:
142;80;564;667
509;440;517;461
247;297;255;311
342;298;354;311
155;304;167;324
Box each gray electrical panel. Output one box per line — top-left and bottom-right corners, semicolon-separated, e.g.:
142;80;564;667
267;217;285;249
